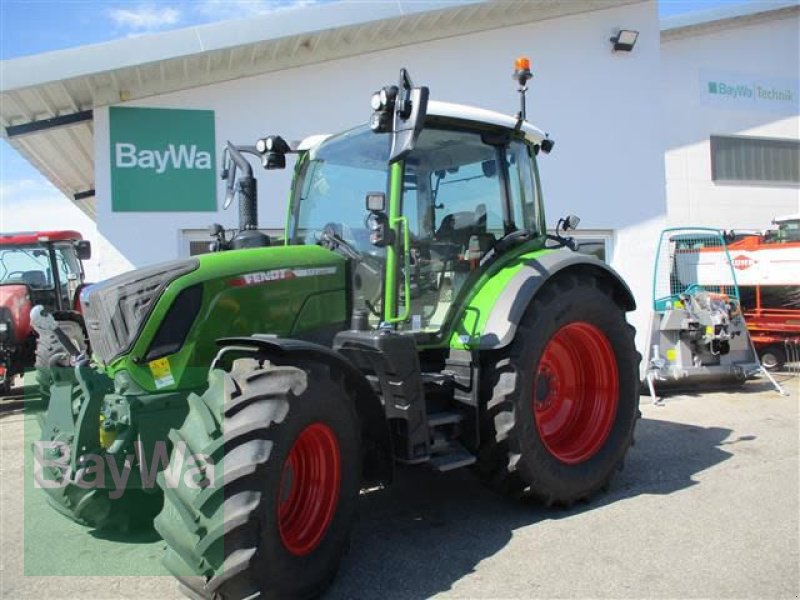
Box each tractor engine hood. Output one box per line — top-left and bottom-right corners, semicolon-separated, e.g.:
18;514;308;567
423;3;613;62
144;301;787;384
85;245;347;392
0;284;32;343
81;259;200;365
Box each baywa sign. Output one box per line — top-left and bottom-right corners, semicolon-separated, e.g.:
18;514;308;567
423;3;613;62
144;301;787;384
700;70;798;114
110;106;217;212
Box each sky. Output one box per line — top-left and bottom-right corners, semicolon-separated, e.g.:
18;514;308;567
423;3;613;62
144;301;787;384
0;0;788;259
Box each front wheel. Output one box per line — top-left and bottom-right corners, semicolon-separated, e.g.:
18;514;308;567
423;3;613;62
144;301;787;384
34;320;86;405
155;358;361;600
478;273;640;505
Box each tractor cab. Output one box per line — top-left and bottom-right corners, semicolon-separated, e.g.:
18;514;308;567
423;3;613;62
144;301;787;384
0;230;90;392
0;231;89;310
768;213;800;243
286;107;549;337
268;65;561;346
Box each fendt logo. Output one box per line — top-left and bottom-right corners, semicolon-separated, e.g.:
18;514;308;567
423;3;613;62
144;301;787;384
731;254;756;271
110;106;216;212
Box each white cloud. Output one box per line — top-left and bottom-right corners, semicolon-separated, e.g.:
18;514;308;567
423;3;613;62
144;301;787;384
0;178;103;280
196;0;320;20
0;178;60;203
107;5;181;31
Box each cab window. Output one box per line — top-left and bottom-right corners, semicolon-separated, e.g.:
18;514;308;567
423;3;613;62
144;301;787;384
400;128;509;332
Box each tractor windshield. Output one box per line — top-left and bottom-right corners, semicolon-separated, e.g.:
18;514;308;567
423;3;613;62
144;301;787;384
0;245;52;289
289;126;390;322
289;126;389;249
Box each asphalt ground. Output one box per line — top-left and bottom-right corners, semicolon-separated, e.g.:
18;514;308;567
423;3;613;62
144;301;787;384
0;375;798;599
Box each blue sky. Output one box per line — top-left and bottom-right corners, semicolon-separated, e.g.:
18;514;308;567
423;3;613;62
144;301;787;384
0;0;786;224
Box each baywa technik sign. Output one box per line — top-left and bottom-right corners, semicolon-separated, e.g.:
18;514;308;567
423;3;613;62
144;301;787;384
110;106;216;212
700;70;799;114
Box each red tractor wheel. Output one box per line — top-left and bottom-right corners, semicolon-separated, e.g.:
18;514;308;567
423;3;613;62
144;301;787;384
478;274;640;505
155;358;360;600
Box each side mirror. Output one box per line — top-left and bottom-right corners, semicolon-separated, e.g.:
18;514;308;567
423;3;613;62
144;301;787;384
221;146;236;209
75;240;91;261
559;214;580;232
370;68;429;163
365;192;392;248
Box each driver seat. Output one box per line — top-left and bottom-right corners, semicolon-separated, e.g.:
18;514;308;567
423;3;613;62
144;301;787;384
22;271;47;288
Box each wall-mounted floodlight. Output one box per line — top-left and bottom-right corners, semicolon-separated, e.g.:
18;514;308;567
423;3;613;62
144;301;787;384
610;29;639;52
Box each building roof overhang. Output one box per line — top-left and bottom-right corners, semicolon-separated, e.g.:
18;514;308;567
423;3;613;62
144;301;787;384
1;0;642;220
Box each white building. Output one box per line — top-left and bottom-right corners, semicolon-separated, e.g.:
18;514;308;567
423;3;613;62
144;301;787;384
1;0;798;351
662;2;799;229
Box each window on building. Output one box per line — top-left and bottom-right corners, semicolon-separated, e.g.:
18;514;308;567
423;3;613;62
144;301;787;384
710;135;800;186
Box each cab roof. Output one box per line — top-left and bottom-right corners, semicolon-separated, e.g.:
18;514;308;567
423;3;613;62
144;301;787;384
298;100;548;151
0;230;83;245
427;101;547;144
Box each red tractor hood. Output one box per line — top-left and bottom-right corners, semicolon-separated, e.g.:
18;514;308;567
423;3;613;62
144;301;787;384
0;284;32;342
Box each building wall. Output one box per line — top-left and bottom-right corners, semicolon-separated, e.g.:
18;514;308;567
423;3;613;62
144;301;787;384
662;11;800;231
94;1;666;349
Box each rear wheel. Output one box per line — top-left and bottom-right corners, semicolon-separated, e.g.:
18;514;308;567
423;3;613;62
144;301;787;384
760;345;786;371
155;357;360;600
477;273;640;505
35;320;86;405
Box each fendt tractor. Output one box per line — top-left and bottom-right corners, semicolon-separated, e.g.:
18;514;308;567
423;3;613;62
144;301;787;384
35;62;640;598
0;230;90;395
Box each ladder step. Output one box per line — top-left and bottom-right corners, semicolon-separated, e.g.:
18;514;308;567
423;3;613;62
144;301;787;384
429;446;476;472
427;411;462;428
421;371;455;385
429;433;451;454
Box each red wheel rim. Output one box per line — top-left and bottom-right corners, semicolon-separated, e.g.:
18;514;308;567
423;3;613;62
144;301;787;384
277;423;341;556
532;322;619;465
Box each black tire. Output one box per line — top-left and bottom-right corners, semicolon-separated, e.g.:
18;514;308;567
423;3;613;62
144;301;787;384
35;320;86;405
477;273;640;505
760;345;786;371
154;357;361;600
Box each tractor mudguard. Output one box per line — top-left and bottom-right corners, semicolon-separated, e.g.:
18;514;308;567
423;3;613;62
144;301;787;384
475;250;635;349
216;335;394;486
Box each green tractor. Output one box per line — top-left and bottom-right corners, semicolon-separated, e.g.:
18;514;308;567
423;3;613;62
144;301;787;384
34;64;640;597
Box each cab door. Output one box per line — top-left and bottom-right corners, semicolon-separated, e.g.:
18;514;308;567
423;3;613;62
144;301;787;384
384;127;542;335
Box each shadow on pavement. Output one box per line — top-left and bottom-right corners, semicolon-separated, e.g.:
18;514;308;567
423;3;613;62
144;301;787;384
326;417;735;599
89;527;162;544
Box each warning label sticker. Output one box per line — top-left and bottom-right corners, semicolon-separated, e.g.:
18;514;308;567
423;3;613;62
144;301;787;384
149;357;175;389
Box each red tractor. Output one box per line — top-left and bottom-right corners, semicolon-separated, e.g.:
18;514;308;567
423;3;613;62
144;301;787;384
0;231;91;395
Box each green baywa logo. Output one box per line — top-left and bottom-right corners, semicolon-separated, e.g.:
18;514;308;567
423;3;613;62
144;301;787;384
115;142;212;174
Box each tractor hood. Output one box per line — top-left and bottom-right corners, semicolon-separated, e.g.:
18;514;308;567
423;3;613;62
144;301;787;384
91;244;347;392
0;284;32;342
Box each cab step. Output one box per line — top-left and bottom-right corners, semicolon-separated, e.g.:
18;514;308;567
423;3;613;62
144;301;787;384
429;443;476;472
427;411;462;428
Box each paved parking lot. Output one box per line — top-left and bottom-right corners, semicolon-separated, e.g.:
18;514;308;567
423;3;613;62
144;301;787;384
1;376;798;599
